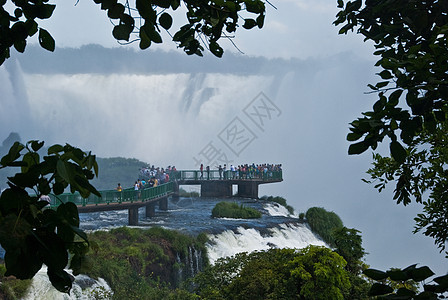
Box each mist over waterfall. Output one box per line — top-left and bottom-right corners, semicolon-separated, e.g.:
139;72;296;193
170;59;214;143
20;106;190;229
0;45;371;168
1;45;446;276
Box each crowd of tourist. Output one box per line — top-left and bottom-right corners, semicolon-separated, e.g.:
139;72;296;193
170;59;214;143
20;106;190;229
200;163;282;180
137;165;177;188
117;163;282;193
115;165;178;193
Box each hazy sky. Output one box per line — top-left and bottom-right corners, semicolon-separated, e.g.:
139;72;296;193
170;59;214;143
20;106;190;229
1;0;447;277
34;0;374;59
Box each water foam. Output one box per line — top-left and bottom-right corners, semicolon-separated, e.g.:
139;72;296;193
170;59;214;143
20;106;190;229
263;202;295;217
23;266;112;300
206;223;327;265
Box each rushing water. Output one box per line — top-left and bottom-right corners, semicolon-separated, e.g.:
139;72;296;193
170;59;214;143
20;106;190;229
20;197;325;299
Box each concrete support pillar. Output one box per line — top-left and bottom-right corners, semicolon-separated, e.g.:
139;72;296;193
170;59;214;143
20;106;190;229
159;197;168;211
128;207;139;226
146;203;156;218
237;182;259;199
201;181;232;198
172;182;180;200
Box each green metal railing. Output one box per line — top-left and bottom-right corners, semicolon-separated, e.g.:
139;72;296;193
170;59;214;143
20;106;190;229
46;169;282;209
48;182;173;209
170;170;282;181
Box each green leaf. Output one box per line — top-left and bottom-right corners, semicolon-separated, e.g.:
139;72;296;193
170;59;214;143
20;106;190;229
56;160;71;183
433;274;448;287
409;266;434;281
107;3;125;19
10;21;28;40
1;142;24;166
243;18;257;29
53;181;65;195
22;152;40;173
0;213;32;250
38;28;55;52
139;28;152;49
396;287;416;297
368;283;393;296
69;253;86;276
152;0;171;8
30;140;44;152
347;132;363;141
25;19;38;36
112;24;131;41
378;70;392;79
100;0;117;10
14;39;26;53
8;167;40;188
171;0;180;9
57;202;80;228
142;23;162;43
136;0;155;21
120;14;135;28
244;0;265;14
48;144;64;154
47;268;73;293
70;225;88;242
37;4;56;19
209;41;223;58
14;8;22;18
390;141;407;163
363;268;388;280
159;12;173;30
388;89;403;106
35;230;68;271
348;141;369;155
256;14;265;28
74;175;101;198
4;242;43;279
387;269;408;281
375;81;389;89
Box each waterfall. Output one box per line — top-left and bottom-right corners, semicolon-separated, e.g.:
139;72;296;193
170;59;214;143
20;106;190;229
23;266;113;300
185;246;203;279
263;202;295;217
206;223;326;265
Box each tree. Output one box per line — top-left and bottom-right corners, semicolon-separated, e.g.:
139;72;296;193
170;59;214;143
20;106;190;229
0;0;266;65
332;227;365;275
334;0;448;254
193;246;351;300
0;141;100;292
334;1;448;298
305;207;343;247
332;227;370;299
289;246;350;300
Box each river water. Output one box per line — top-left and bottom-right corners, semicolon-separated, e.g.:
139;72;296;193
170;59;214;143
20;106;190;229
21;197;325;299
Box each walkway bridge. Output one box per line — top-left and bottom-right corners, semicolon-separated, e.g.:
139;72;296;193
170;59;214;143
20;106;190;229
170;170;282;199
48;170;282;225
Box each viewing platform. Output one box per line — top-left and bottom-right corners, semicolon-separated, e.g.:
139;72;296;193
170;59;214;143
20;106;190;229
47;169;282;225
171;170;282;199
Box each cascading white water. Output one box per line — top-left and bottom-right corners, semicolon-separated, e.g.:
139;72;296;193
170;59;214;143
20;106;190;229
263;202;295;217
23;266;112;300
204;202;326;264
206;222;327;265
